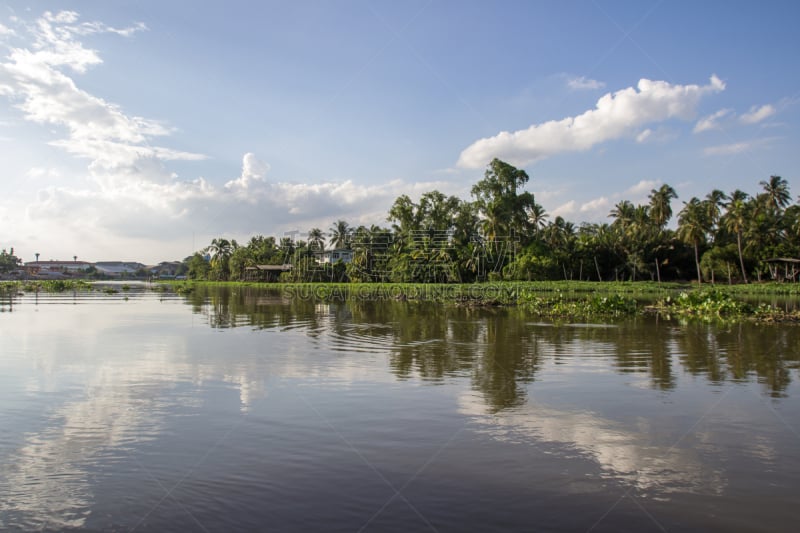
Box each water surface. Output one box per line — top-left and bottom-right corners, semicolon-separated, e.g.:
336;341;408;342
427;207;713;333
1;285;799;532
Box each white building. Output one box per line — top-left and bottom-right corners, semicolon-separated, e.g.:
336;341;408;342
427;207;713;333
314;249;354;264
94;261;145;276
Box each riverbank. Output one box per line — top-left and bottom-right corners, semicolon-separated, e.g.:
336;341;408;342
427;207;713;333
3;279;799;322
166;280;800;322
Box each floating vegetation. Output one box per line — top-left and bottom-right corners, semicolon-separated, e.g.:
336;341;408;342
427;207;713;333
518;292;639;318
173;283;195;295
649;288;752;321
3;280;93;293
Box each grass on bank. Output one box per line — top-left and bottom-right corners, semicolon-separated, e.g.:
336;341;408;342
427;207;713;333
3;279;799;322
159;280;800;322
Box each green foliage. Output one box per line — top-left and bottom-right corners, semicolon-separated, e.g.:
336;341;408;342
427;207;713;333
0;248;22;274
517;290;638;318
655;288;752;319
180;162;799;286
13;279;92;292
186;252;211;280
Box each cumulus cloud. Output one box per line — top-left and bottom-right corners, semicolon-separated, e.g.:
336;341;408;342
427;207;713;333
567;76;605;90
693;108;732;133
23;152;456;259
0;10;195;181
580;196;610;213
740;104;775;124
1;12;461;262
625;179;660;196
550;200;577;218
458;76;725;169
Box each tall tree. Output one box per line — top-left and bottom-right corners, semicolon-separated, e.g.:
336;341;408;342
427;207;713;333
205;238;238;280
471;158;537;241
328;220;352;249
723;191;751;283
677;198;708;283
648;184;678;228
703;189;728;241
307;228;325;251
528;202;548;233
760;175;791;212
387;195;420;234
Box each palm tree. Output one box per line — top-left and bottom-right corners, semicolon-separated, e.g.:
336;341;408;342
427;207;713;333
760;175;791;212
703;189;728;240
609;200;636;228
307;228;325;251
328;220;352;249
648;184;677;228
528;202;548;233
205;238;236;270
723;191;750;283
677;198;708;284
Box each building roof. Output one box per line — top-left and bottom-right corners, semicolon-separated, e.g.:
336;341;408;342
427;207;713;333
24;260;92;267
246;264;293;271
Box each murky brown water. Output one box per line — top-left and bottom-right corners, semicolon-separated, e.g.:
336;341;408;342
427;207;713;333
1;284;799;531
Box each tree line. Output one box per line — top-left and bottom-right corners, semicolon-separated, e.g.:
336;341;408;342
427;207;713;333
186;158;799;284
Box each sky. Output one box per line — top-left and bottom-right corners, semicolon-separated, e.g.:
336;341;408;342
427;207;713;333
0;0;798;264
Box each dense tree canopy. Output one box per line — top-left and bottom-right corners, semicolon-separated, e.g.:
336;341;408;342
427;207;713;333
183;159;798;284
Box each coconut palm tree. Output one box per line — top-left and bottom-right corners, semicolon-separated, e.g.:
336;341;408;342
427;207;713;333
760;175;791;212
307;228;325;251
703;189;728;241
528;202;549;233
328;220;352;249
723;191;751;283
648;184;677;228
677;198;708;284
206;238;232;264
609;200;636;228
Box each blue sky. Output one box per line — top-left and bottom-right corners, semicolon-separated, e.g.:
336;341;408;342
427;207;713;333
1;1;798;263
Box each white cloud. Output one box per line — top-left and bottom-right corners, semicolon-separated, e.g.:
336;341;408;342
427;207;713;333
580;196;610;213
703;138;774;156
2;12;467;262
0;23;15;37
533;187;566;202
636;129;653;143
0;10;186;182
27;167;62;180
550;200;576;218
224;152;270;190
567;76;605;90
19;152;459;261
693;108;732;133
740;104;775;124
625;179;660;196
457;75;725;169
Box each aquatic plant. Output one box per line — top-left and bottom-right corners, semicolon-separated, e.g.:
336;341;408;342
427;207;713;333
653;288;751;319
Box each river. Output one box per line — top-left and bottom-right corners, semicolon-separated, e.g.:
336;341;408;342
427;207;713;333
1;284;798;531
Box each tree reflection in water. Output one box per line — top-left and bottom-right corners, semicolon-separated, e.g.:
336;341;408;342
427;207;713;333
189;286;800;404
